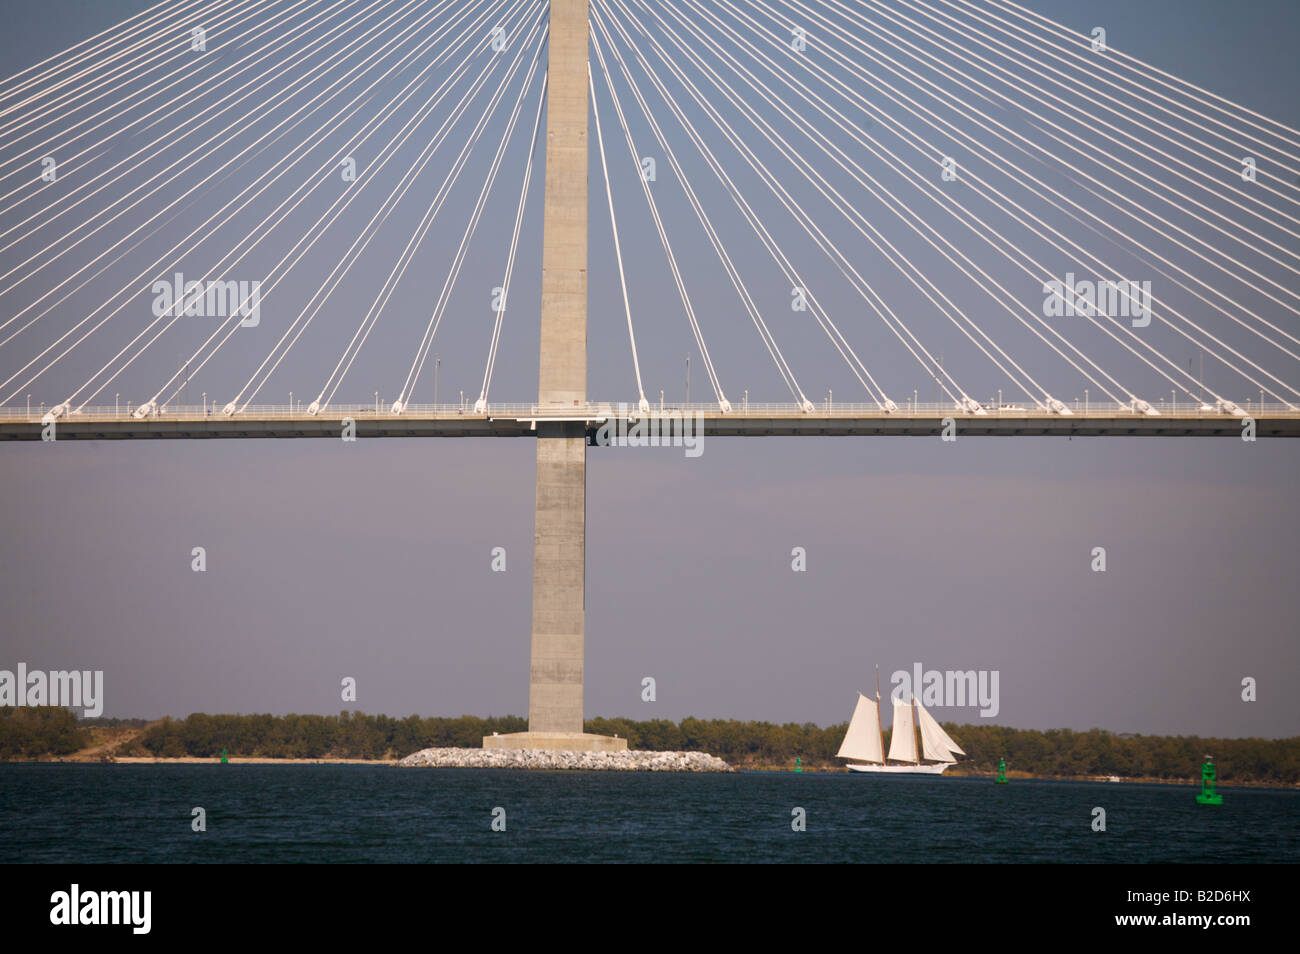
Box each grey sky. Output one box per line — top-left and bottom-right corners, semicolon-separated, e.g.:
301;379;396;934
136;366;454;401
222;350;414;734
0;0;1296;737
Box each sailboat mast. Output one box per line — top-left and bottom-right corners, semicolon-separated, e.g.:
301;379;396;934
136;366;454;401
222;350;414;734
912;693;921;766
875;665;886;765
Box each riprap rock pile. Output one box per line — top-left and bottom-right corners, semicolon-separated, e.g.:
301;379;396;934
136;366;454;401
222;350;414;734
398;748;732;772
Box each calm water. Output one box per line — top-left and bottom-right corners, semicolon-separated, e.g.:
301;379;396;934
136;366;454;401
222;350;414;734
1;764;1295;863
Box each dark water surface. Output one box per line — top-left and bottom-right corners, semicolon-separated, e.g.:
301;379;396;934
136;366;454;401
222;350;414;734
1;764;1294;863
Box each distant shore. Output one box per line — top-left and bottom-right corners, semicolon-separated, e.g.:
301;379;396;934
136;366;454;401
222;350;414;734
5;710;1297;787
8;754;1295;787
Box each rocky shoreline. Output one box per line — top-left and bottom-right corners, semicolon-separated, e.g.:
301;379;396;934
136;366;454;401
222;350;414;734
398;747;733;772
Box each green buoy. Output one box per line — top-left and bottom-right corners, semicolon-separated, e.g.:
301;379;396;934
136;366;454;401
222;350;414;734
794;758;803;773
220;749;228;764
1196;756;1222;805
996;758;1008;784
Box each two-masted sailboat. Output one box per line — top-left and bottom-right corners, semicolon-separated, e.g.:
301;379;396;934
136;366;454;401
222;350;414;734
836;672;966;775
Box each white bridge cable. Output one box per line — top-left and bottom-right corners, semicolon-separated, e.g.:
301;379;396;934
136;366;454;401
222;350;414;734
870;0;1300;262
600;0;897;410
235;35;541;413
654;0;1029;407
800;0;1300;333
158;0;545;414
0;0;354;225
0;0;414;304
0;0;212;104
723;0;1156;405
0;0;265;146
10;0;1291;412
917;0;1300;224
600;5;889;413
0;0;233;120
588;67;647;410
195;0;533;412
0;0;473;354
609;4;899;410
0;1;275;150
761;0;1293;404
588;18;745;409
656;0;1032;407
649;0;1058;407
775;0;1300;378
797;0;1300;394
0;0;306;198
988;0;1300;148
843;0;1300;305
305;7;547;413
480;73;548;410
941;0;1300;192
392;16;549;412
0;0;515;409
761;0;1298;403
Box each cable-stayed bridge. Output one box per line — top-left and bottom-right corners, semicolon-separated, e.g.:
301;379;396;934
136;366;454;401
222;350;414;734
1;0;1297;747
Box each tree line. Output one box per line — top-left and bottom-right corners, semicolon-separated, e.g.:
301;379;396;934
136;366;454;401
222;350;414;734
0;707;89;758
594;717;1299;782
135;712;527;760
2;708;1296;783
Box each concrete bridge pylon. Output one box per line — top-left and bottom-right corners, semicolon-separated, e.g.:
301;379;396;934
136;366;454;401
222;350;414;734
483;0;626;753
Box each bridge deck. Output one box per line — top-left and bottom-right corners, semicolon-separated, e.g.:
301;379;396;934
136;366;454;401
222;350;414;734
3;403;1296;439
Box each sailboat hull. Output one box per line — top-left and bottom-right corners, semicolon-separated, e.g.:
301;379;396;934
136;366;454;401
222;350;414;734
845;761;952;775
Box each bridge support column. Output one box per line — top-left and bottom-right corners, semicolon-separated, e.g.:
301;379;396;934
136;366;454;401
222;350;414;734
483;423;623;753
483;0;624;753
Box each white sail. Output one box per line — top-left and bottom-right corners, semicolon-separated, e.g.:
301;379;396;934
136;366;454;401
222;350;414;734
916;700;964;762
836;693;883;763
887;696;917;763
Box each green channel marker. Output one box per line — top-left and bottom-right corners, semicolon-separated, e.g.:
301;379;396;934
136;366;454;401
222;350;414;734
1196;757;1223;805
220;749;228;764
996;758;1008;784
794;758;802;773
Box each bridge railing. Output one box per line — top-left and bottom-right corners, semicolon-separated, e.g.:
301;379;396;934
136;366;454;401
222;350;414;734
2;400;1296;422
